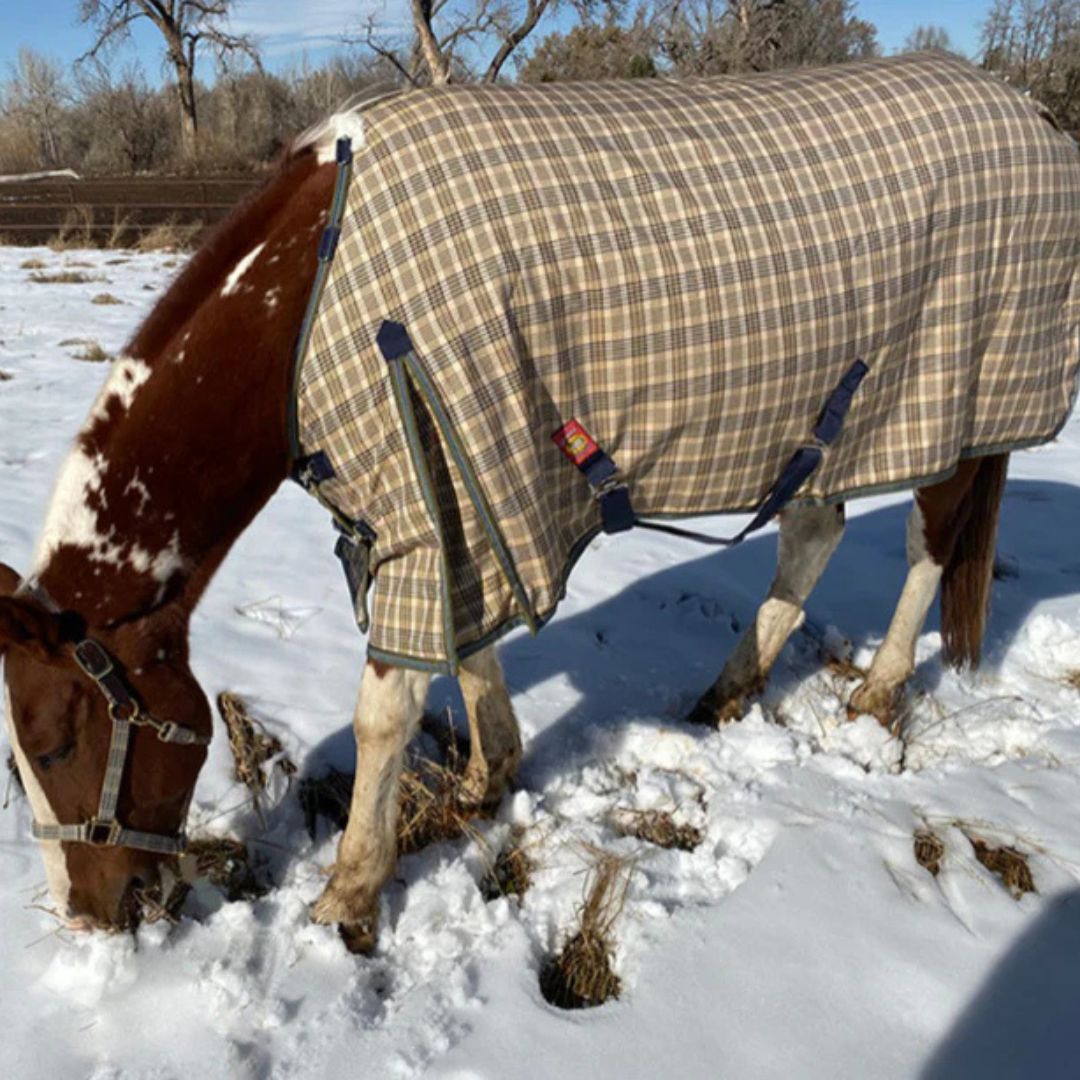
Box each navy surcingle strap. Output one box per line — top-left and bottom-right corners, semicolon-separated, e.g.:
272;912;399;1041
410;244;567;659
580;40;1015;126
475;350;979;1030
556;358;869;547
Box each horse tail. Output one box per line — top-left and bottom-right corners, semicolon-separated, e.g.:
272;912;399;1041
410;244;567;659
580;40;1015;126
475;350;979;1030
940;453;1009;668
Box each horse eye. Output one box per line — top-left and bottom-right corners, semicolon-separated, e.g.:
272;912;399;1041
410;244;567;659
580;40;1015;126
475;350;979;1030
36;741;75;772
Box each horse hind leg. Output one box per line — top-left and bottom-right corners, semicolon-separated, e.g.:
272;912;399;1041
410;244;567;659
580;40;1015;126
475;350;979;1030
688;503;845;726
311;659;430;953
457;645;522;809
849;455;1008;727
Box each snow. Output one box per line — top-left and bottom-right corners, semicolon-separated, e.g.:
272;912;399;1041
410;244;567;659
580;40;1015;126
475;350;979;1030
2;246;1080;1078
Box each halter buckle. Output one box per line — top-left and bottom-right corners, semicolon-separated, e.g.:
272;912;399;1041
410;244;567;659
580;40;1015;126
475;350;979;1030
74;639;114;681
86;818;121;846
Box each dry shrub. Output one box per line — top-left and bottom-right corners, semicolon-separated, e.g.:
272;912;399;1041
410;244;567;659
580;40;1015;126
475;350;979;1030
91;292;122;305
612;808;703;852
48;206;95;251
19;257;46;270
136;218;202;252
30;270;97;284
481;826;534;901
540;849;631;1010
969;838;1036;898
217;692;296;817
914;829;945;876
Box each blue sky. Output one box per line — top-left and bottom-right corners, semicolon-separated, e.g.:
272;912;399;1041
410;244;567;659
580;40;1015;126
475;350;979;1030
0;1;992;82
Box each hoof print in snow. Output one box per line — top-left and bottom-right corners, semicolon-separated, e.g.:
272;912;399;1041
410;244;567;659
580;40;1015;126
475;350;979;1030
540;850;629;1010
913;829;945;876
481;827;533;902
612;808;703;852
968;837;1036;898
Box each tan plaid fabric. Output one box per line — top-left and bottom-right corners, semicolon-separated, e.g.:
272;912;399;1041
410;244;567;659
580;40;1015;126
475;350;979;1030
296;54;1080;670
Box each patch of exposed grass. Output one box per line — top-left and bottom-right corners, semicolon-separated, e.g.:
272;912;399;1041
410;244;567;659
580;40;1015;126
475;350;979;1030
63;339;111;362
1063;670;1080;691
612;808;703;852
91;292;123;305
136;219;202;252
969;837;1036;898
481;826;534;901
914;829;945;876
19;257;46;270
30;270;98;285
540;849;631;1010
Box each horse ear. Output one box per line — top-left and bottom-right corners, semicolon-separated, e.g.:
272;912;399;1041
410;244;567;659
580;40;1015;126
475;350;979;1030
0;563;19;597
0;593;77;664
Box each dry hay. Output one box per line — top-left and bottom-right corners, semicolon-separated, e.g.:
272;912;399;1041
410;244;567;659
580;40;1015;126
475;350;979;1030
481;826;534;902
186;835;267;903
217;691;296;816
969;837;1036;898
914;829;945;876
299;716;484;855
611;808;703;852
539;849;631;1010
91;292;123;305
72;341;112;363
19;257;46;270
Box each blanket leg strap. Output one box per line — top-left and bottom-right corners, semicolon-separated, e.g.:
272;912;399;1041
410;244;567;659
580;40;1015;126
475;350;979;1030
555;359;868;548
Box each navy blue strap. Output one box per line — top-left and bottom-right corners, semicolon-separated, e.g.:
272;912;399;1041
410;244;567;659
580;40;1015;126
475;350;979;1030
567;358;868;547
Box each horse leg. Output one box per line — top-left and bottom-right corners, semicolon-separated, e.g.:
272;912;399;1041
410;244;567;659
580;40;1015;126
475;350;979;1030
457;646;522;810
849;459;997;726
311;659;430;953
688;504;845;726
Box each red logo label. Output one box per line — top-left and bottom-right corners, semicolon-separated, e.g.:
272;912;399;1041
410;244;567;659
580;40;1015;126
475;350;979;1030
552;419;599;467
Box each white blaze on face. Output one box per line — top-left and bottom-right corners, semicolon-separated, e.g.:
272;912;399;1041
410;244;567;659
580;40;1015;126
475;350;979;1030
4;688;72;916
221;242;266;297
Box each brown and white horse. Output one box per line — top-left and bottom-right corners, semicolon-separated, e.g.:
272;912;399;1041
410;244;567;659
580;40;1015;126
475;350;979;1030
0;107;1007;947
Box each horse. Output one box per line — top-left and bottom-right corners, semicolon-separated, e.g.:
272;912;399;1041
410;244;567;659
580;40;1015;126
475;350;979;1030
0;56;1076;949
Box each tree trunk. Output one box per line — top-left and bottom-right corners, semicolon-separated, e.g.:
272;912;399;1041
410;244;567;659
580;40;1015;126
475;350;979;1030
411;0;451;84
175;57;198;162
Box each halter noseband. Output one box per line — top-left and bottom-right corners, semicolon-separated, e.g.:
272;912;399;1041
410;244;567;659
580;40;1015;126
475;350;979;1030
12;580;211;855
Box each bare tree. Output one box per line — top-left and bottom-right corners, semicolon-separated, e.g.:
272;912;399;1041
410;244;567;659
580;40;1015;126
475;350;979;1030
77;1;260;160
2;49;70;168
902;25;956;55
358;0;567;85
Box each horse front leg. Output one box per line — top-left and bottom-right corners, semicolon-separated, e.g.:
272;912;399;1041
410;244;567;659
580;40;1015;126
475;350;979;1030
688;504;845;726
311;659;430;953
457;645;522;810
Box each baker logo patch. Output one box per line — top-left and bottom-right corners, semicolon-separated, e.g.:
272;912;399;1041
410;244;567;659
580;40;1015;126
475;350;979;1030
552;419;599;467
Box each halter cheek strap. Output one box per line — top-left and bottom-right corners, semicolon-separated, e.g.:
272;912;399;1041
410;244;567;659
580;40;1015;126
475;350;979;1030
14;582;211;855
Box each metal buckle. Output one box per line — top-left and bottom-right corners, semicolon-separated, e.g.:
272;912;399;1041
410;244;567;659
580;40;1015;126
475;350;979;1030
86;818;120;846
74;639;114;681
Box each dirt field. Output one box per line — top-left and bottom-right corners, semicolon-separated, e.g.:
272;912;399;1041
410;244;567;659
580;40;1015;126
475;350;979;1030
0;176;257;245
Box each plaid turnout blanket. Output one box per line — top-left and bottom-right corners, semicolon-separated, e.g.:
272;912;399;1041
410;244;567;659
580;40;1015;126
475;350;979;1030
293;53;1080;672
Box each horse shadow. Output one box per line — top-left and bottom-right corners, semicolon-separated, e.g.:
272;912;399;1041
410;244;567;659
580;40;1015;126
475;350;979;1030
305;478;1080;788
921;888;1080;1079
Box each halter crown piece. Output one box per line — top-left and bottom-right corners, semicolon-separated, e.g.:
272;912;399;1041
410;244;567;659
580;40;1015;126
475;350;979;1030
12;579;211;855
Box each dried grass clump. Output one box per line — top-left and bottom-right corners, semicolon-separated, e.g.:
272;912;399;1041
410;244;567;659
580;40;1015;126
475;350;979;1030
136;218;202;252
612;808;703;852
19;257;46;270
914;829;945;876
481;826;534;901
30;270;96;285
298;744;484;854
540;850;631;1010
91;292;122;305
48;206;95;251
217;692;296;812
397;751;483;855
969;838;1036;898
73;341;112;363
0;369;11;382
1063;670;1080;691
187;835;267;902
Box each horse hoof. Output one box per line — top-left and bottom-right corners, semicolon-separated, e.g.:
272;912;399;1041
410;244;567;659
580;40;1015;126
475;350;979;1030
338;919;377;955
687;690;745;727
847;684;902;732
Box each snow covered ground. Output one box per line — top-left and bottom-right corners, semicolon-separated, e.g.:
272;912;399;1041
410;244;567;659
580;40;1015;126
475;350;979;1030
2;246;1080;1079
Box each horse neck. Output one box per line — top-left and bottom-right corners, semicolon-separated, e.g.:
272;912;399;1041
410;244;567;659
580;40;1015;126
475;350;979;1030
35;152;336;628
